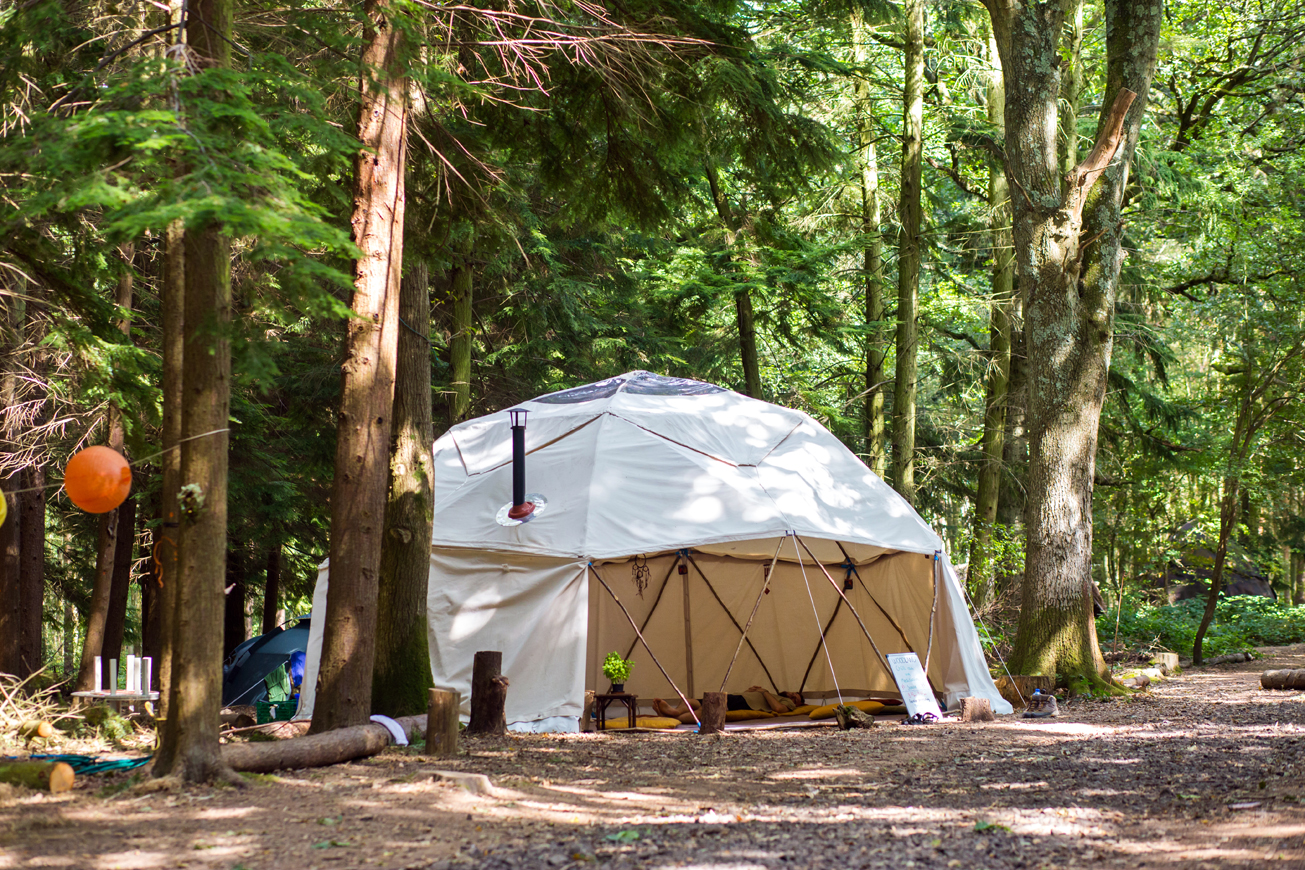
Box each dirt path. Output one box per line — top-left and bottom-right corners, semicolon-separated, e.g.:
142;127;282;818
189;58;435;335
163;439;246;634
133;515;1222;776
3;647;1303;870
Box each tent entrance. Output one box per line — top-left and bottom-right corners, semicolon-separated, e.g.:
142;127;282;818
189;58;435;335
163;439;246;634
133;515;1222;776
586;537;940;705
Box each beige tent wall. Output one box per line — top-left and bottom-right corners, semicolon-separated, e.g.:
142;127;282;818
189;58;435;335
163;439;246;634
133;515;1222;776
587;545;957;703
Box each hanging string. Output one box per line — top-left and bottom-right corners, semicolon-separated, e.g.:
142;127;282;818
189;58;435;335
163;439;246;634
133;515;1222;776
0;428;230;498
792;533;842;704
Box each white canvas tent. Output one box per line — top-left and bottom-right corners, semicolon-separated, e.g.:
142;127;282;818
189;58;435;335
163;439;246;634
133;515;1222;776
299;371;1012;728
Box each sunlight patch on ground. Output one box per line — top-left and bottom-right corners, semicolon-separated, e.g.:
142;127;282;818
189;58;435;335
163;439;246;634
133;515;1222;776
767;768;860;781
92;851;172;869
189;806;256;820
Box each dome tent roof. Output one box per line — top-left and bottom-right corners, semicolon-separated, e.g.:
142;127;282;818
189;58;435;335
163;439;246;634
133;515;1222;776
429;371;941;563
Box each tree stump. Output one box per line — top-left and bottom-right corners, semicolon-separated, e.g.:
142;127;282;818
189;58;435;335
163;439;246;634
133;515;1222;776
18;720;54;740
1150;652;1179;672
426;689;460;757
833;705;876;730
0;761;74;793
698;692;726;734
1261;669;1305;690
959;697;994;722
466;651;508;735
581;690;595;732
995;675;1054;706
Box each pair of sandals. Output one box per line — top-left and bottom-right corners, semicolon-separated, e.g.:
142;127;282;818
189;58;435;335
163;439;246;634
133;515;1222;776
901;711;939;725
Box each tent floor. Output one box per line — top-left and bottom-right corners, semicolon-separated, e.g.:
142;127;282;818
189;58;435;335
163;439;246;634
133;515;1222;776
596;711;910;733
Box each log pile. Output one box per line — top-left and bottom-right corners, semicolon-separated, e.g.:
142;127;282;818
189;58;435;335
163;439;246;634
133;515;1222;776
1261;669;1305;690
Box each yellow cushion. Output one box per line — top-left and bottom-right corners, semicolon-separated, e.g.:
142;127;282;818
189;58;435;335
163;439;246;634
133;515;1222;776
725;709;777;721
598;716;682;730
788;705;819;716
809;700;885;720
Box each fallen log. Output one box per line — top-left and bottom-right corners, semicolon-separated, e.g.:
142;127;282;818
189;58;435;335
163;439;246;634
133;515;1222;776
222;714;425;774
1261;669;1305;691
0;760;75;793
18;720;54;740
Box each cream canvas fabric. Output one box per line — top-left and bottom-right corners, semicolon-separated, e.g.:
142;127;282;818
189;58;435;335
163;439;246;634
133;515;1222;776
301;371;1012;726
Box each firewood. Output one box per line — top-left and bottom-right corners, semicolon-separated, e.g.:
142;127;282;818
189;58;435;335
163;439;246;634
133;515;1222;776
0;760;74;793
833;705;876;730
426;690;460;757
18;720;53;740
466;651;508;735
698;692;726;734
960;697;994;722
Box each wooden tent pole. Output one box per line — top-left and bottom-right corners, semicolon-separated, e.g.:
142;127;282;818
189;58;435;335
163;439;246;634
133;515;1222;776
798;595;843;693
681;553;695;698
588;563;698;725
793;535;892;677
718;538;785;692
684;553;781;693
924;551;940;674
622;556;681;661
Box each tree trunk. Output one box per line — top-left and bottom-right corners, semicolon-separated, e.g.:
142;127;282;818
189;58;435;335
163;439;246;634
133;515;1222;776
141;503;162;681
1194;474;1239;665
77;244;134;692
158;217;184;714
969;29;1013;606
261;542;282;633
373;260;435;718
985;0;1163;689
891;0;924;506
313;0;407;734
100;495;136;676
0;473;17;675
18;463;45;677
223;567;246;660
152;0;235;786
699;692;726;734
448;238;474;426
1059;0;1084;181
704;159;762;400
852;10;887;479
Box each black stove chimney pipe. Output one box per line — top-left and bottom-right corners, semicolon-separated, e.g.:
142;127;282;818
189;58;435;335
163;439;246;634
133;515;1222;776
508;409;534;519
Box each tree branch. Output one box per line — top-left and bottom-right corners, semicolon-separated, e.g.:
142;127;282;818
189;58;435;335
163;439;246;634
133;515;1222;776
1068;88;1137;224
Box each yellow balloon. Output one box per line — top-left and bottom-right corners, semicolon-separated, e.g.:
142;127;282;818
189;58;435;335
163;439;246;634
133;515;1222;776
0;493;7;528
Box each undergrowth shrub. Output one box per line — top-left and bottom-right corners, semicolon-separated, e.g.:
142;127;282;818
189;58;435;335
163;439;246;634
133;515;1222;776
1098;597;1305;657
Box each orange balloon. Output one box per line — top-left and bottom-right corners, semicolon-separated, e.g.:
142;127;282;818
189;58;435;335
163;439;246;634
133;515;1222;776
65;446;132;513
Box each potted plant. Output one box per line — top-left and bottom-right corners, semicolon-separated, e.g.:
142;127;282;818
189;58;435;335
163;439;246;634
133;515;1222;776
602;651;633;693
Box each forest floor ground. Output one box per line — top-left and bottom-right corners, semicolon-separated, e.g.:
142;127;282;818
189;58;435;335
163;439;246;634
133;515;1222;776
2;646;1304;870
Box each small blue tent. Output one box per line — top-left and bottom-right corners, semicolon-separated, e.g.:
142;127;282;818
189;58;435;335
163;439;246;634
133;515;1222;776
221;617;310;707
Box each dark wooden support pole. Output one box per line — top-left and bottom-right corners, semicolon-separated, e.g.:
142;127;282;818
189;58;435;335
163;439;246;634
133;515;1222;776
699;692;726;735
467;651;507;735
426;689;460;756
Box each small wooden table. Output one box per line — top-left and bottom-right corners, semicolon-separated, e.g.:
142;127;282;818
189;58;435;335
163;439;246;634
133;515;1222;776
593;692;638;730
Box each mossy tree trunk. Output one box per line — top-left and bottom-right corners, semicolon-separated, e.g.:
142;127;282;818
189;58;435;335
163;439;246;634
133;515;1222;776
372;260;435;717
983;0;1162;688
969;29;1014;608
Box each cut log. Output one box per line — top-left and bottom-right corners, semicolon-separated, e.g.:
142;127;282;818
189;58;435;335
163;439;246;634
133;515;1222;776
1261;669;1305;691
698;692;726;735
1150;652;1179;672
466;651;507;735
220;706;257;729
833;705;876;730
222;714;424;774
18;720;54;740
426;689;460;757
995;675;1054;706
1203;652;1253;666
1120;673;1151;691
0;760;75;793
959;697;994;722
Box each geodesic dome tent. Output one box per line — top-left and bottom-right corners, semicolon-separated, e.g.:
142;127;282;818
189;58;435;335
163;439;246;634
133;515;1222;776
299;371;1011;729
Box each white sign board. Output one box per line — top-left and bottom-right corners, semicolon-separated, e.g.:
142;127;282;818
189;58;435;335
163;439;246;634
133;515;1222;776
886;652;943;720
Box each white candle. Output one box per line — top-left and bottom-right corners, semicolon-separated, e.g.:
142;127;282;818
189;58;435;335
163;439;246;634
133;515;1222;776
109;659;118;695
142;657;153;695
94;656;102;693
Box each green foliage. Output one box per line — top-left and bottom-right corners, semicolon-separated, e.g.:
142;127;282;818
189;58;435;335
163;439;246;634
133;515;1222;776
601;651;634;684
1099;597;1305;658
